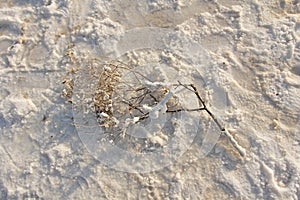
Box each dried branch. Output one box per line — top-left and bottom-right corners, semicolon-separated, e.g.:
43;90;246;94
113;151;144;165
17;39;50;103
91;61;246;157
177;81;246;157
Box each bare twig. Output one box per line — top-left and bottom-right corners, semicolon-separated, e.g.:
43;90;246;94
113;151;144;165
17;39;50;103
166;108;206;113
177;81;246;157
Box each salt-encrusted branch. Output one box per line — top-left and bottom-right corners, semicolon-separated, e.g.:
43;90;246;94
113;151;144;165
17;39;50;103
177;81;246;157
92;61;246;157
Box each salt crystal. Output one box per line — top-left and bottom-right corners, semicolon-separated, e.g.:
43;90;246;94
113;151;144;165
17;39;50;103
100;112;109;118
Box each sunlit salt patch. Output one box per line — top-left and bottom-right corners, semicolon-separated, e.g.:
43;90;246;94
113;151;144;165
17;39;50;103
280;87;300;113
116;28;169;56
8;97;38;116
147;0;192;11
73;18;124;58
262;70;300;114
149;131;169;147
105;0;218;28
285;68;300;86
209;82;229;111
204;69;230;117
200;35;231;52
68;0;92;27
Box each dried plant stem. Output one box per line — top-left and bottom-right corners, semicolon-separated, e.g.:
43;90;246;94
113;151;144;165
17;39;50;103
91;61;246;157
177;81;246;157
222;129;246;157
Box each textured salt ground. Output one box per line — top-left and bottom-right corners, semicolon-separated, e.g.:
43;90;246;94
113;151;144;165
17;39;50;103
0;0;300;199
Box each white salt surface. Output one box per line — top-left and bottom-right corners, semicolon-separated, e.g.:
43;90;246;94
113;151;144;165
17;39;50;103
0;0;300;199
